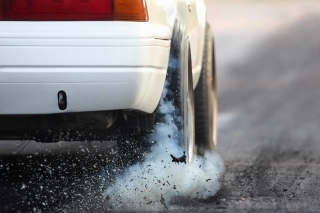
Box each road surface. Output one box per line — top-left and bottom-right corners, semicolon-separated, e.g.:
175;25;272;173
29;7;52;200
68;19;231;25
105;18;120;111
1;1;320;212
205;1;320;212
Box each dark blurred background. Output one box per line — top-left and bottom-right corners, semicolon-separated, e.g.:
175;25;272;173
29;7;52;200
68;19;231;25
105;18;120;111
204;0;320;212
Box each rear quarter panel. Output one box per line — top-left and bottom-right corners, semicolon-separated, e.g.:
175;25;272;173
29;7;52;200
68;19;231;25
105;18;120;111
145;0;207;88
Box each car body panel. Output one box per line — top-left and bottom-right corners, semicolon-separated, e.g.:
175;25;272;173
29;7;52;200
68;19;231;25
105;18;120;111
0;0;207;115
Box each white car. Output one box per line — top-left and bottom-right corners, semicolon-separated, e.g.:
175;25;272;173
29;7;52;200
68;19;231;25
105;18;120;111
0;0;217;161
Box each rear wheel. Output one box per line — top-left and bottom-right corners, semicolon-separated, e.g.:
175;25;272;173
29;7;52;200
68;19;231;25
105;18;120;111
194;23;217;155
117;23;197;164
183;45;196;163
166;27;195;163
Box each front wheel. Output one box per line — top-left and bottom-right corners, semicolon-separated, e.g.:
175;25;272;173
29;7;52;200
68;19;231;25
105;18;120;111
194;23;217;155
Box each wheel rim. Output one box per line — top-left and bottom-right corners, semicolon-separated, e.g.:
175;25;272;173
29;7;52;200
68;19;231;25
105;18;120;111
211;40;217;146
186;74;195;163
207;39;217;147
182;43;195;163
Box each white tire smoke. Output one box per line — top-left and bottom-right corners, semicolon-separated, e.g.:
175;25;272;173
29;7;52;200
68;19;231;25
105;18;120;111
105;82;225;211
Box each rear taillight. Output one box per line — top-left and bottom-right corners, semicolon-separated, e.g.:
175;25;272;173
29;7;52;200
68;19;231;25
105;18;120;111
0;0;3;20
114;0;147;21
0;0;148;21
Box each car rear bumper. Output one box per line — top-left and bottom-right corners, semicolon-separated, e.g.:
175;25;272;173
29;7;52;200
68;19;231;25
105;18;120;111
0;22;170;114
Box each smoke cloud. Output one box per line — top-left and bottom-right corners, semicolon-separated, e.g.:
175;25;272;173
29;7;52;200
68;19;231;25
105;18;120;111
104;82;225;211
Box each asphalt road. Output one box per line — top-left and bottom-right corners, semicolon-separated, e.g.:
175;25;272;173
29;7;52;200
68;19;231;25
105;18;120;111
1;3;320;213
203;12;320;213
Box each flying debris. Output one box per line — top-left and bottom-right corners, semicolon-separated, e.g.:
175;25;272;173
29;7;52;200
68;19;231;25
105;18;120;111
170;151;186;164
160;194;168;210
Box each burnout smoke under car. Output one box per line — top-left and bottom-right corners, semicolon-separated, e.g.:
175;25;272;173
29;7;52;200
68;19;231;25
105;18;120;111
104;81;224;211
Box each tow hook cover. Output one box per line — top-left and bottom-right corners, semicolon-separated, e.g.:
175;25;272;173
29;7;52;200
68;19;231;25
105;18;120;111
58;91;67;110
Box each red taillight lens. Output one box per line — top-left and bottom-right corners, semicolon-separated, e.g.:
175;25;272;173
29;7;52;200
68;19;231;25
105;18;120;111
0;0;3;20
0;0;148;21
4;0;113;21
114;0;147;21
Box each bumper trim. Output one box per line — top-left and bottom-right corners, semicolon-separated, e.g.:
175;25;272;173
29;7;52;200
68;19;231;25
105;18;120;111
0;67;166;114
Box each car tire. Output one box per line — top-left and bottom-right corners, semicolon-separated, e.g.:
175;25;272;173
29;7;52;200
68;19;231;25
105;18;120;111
117;22;196;164
166;27;195;163
194;23;217;155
